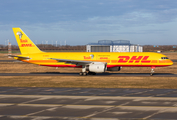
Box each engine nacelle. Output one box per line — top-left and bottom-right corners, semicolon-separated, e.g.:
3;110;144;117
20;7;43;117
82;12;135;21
107;67;121;71
87;62;107;73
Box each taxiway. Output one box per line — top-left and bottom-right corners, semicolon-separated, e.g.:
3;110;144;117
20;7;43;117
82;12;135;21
0;72;177;77
1;87;177;119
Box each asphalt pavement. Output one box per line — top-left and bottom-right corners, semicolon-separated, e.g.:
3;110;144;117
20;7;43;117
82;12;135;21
1;87;177;120
0;72;176;77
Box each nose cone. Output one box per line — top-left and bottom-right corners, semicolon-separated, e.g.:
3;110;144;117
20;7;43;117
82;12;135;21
166;59;173;66
169;59;173;66
167;59;173;66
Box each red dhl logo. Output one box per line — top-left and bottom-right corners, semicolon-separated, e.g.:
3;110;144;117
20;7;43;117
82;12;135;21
118;56;151;63
20;39;28;43
21;44;34;47
84;56;91;59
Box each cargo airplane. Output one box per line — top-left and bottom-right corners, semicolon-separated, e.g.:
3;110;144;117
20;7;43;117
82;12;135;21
11;28;173;76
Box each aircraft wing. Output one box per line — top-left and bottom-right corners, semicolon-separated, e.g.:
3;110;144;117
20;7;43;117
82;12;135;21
50;58;92;65
8;55;30;60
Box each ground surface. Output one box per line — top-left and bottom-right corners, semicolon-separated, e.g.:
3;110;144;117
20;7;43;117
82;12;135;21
1;87;177;120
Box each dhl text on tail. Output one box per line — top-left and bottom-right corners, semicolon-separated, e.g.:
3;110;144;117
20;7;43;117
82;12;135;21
11;28;173;76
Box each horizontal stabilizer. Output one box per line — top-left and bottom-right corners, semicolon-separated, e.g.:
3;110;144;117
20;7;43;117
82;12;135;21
8;55;30;60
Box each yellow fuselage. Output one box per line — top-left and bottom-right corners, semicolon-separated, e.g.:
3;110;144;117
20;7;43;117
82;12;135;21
16;52;173;68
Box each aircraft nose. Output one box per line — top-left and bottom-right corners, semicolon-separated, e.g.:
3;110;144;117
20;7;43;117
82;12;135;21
170;59;173;65
159;59;173;66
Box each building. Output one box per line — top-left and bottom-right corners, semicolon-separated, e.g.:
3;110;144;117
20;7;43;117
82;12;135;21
86;40;143;52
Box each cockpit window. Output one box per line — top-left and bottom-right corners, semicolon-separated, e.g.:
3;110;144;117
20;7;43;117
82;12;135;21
161;57;169;59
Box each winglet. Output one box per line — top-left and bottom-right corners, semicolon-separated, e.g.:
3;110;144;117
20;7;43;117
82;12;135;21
12;28;43;54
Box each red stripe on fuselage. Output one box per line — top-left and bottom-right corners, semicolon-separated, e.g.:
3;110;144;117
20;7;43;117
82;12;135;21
107;65;170;67
41;64;170;68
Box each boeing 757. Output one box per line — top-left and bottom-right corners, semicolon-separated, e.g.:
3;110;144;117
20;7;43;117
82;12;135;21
11;28;173;76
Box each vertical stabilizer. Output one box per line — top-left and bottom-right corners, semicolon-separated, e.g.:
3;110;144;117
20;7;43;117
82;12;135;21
12;28;43;54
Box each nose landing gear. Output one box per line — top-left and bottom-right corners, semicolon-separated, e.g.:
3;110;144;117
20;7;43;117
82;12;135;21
150;66;156;76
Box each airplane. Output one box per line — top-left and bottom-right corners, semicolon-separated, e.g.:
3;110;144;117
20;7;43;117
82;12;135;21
11;28;173;76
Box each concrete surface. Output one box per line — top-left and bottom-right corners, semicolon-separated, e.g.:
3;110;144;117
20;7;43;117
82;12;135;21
0;87;177;119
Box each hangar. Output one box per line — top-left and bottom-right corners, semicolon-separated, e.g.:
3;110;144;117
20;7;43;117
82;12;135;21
86;40;143;52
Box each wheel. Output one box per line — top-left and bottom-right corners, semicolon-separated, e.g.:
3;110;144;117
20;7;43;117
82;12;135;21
79;72;83;76
83;72;87;76
92;73;96;75
88;72;96;75
150;73;153;76
88;72;91;75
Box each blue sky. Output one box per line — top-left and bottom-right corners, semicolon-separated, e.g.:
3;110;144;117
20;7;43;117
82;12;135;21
0;0;177;45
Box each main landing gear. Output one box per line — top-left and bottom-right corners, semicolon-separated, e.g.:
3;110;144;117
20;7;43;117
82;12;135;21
79;72;96;76
150;67;156;76
79;72;87;76
79;65;96;76
79;65;87;76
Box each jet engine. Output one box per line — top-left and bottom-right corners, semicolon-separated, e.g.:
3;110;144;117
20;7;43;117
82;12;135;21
86;62;107;73
107;67;121;71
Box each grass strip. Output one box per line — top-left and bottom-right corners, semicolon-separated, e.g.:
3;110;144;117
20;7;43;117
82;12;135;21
0;76;177;89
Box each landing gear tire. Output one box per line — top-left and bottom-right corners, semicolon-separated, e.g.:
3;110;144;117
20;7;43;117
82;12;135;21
88;72;96;75
79;72;83;76
83;72;87;76
150;73;153;76
79;72;87;76
92;72;96;75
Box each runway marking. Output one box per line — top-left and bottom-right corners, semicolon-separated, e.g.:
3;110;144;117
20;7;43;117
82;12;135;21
20;97;48;104
143;107;171;119
0;115;120;120
1;103;177;109
2;94;177;100
84;107;116;118
122;89;154;97
25;106;59;116
118;102;130;106
173;103;177;107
